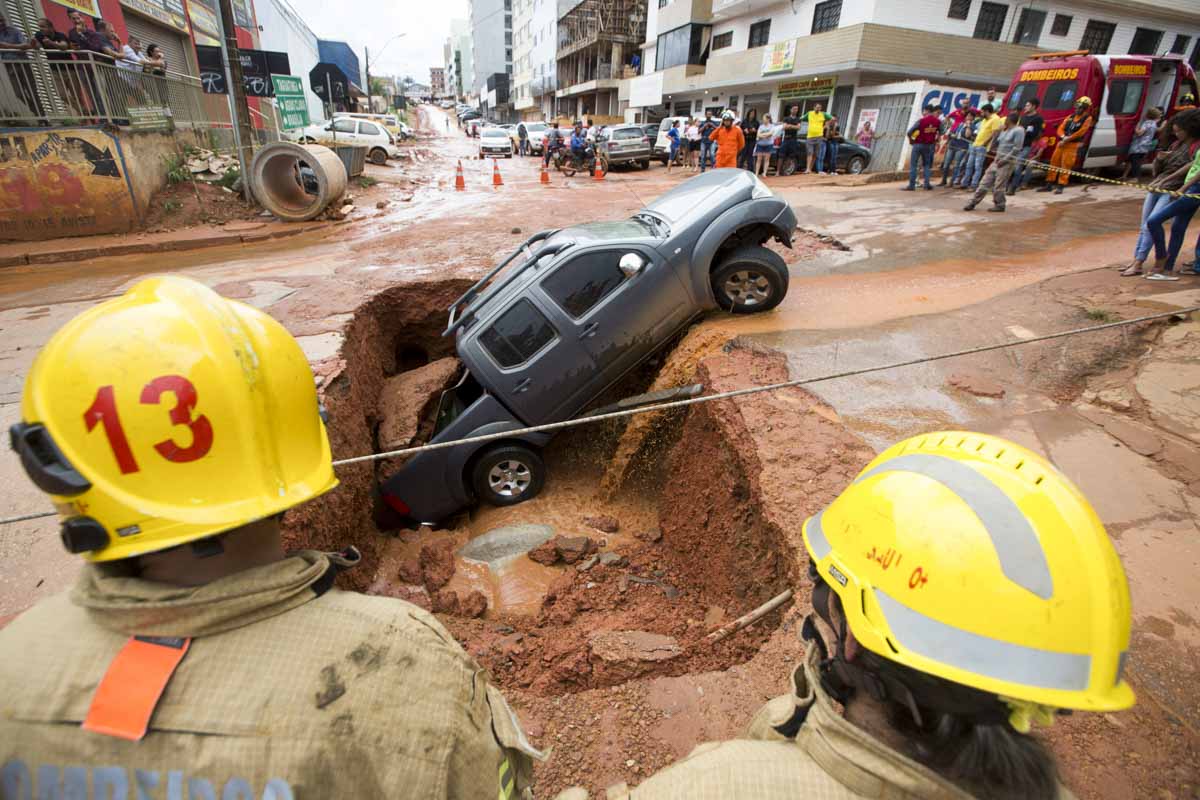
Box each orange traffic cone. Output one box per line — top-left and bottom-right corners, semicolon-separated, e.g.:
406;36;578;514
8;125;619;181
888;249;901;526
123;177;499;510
540;163;550;185
492;159;504;187
454;160;465;191
593;158;605;181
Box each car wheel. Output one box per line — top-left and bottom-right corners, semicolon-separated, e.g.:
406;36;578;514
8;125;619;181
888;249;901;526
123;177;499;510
471;445;545;507
369;148;388;165
640;159;650;170
847;156;866;174
711;246;788;314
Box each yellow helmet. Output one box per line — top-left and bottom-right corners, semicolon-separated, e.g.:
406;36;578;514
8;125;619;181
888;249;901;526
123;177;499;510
802;431;1133;718
1076;96;1093;107
11;276;337;561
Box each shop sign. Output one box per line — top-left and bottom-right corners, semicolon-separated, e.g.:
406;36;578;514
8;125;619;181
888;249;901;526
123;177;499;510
188;0;221;46
127;106;171;129
232;0;254;30
761;40;796;75
119;0;188;32
197;45;291;97
45;0;101;18
777;76;837;100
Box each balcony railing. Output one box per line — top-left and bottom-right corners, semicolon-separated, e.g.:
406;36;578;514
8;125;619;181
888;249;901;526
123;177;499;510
0;51;224;129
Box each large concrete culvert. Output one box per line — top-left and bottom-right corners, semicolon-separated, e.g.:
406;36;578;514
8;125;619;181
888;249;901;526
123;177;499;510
249;142;347;222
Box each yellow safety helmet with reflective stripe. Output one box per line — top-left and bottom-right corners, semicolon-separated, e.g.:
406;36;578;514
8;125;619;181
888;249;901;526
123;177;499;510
11;276;337;562
802;431;1133;716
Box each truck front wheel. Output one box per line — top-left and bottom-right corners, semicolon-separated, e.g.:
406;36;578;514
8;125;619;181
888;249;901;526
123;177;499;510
471;445;546;506
711;246;789;314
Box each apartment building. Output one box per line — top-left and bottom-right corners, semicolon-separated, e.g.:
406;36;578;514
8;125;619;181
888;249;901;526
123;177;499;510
528;0;560;118
431;67;447;98
513;0;537;118
628;0;1200;169
445;19;473;101
470;0;515;118
556;0;647;122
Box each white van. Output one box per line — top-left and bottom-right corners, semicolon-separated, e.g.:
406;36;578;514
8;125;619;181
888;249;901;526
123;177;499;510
653;116;690;164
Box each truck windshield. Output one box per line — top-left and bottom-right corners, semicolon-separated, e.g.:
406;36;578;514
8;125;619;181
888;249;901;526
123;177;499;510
632;213;669;238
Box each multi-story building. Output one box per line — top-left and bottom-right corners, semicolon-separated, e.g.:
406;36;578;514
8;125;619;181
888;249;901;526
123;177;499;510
628;0;1200;169
445;18;473;101
513;0;537;119
257;0;326;123
470;0;515;119
528;0;559;119
556;0;646;122
431;67;447;97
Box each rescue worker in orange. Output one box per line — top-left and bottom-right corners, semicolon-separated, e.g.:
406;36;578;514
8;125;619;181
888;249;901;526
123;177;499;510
0;277;542;799
1040;95;1094;194
710;109;746;169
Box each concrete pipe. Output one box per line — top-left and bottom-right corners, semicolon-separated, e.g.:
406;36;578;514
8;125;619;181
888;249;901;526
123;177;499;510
248;142;347;222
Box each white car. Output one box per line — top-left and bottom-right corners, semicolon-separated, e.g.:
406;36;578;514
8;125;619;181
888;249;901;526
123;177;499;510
289;118;400;165
520;121;549;154
479;126;513;158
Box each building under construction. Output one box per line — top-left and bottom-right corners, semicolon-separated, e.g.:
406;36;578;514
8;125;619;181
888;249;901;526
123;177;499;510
555;0;646;123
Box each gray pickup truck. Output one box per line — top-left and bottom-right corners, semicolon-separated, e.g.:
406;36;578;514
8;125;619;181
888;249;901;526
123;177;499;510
380;169;797;525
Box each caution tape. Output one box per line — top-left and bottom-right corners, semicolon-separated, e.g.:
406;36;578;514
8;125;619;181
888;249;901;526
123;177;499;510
975;150;1194;199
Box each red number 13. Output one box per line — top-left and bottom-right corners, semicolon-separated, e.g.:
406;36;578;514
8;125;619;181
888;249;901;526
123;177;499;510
84;375;214;474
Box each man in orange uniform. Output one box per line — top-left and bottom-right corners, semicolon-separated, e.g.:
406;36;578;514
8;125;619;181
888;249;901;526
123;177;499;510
710;110;746;169
1041;96;1094;194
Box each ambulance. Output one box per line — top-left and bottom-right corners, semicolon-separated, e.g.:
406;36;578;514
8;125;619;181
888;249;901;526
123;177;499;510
1002;50;1198;169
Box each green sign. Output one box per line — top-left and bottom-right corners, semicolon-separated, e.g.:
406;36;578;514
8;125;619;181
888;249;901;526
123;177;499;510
271;74;310;130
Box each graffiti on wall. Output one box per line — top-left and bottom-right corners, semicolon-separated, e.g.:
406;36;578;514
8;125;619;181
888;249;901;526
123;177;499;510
0;128;135;240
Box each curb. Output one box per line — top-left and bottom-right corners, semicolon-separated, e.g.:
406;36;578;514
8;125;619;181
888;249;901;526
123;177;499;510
0;221;336;268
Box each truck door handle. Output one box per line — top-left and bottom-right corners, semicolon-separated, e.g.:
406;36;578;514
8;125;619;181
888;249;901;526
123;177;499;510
579;322;599;340
514;378;532;393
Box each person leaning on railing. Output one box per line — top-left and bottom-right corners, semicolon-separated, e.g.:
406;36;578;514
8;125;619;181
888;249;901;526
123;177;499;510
65;10;119;120
0;14;44;120
32;17;78;118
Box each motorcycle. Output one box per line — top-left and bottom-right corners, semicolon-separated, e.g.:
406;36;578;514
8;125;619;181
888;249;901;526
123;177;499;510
554;145;609;178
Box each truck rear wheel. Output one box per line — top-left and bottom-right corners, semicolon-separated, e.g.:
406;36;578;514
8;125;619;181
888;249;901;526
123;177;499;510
711;246;788;314
472;445;545;506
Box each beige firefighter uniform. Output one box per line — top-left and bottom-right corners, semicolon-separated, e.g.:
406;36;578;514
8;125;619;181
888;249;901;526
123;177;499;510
558;644;1076;800
0;549;542;799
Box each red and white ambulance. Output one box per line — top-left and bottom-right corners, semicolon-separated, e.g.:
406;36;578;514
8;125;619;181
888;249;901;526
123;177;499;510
1002;50;1198;169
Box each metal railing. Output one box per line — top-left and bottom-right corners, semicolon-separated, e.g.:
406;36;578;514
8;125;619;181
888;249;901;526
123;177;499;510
0;51;225;130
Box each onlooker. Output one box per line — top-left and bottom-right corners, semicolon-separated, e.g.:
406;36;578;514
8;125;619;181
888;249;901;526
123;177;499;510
984;86;1001;109
822;115;839;174
67;10;118;121
709;110;744;168
754;113;774;176
1007;98;1044;193
1040;96;1094;194
1143;140;1200;280
685;117;700;170
666;119;681;174
698;110;718;172
143;42;166;74
0;15;42;120
903;103;941;191
32;17;73;115
964;111;1025;213
542;120;562;167
962;103;1000;190
1121;107;1161;182
940;110;975;187
738;108;759;170
115;31;144;70
806;102;832;174
1123;110;1200;277
516;121;528;156
780;104;803;174
855;119;882;149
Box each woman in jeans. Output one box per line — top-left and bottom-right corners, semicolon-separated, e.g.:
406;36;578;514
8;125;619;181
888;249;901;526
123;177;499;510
1122;111;1200;277
1143;113;1200;281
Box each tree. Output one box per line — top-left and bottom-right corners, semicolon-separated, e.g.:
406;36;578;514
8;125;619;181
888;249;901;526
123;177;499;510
370;77;389;98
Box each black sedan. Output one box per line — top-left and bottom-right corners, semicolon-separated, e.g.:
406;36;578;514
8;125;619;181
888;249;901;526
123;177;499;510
767;134;872;175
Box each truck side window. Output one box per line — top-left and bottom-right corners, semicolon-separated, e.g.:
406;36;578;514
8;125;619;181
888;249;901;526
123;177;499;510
1042;81;1078;110
480;299;558;368
541;251;628;318
1106;80;1145;116
1007;82;1038;110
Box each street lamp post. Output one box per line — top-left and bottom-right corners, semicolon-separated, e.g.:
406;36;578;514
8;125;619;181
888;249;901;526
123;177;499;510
365;33;406;112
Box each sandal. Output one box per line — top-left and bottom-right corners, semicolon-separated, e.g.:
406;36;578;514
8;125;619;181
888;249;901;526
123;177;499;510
1145;273;1180;281
1120;267;1143;276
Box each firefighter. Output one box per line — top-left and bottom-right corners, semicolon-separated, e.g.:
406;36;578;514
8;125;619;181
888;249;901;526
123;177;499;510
559;432;1134;800
1;277;542;799
1040;95;1095;194
709;109;745;169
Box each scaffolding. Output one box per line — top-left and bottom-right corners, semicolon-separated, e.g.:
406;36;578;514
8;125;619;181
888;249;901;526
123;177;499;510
556;0;646;60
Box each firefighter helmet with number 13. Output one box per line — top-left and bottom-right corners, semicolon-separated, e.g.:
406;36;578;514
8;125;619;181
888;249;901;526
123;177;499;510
10;276;338;561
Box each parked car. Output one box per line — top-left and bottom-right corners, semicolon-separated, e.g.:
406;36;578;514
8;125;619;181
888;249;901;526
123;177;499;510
766;133;872;175
641;123;660;142
522;121;550;153
378;170;797;524
334;112;408;142
479;126;514;158
595;124;652;169
287;118;400;165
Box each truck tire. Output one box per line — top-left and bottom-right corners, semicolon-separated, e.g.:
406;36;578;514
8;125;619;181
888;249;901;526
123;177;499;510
471;445;545;506
711;246;788;314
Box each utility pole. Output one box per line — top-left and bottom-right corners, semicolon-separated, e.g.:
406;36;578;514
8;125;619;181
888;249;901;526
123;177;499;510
216;0;255;199
364;46;371;113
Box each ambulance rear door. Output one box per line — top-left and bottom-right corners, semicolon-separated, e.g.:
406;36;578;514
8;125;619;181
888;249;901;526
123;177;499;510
1086;56;1150;168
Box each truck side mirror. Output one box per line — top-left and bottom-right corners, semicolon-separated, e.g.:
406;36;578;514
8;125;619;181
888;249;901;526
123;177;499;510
619;253;644;277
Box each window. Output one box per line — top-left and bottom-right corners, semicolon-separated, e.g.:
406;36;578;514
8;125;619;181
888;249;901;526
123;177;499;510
1106;80;1144;116
1050;13;1071;36
1171;35;1190;55
359;122;381;135
505;32;513;45
811;0;841;34
713;31;733;50
947;0;970;20
658;0;668;7
332;119;356;133
973;2;1007;41
506;48;512;60
505;14;512;27
748;20;771;48
655;24;712;70
1128;28;1162;55
542;252;627;318
1013;8;1045;45
1005;81;1037;110
1079;20;1115;54
612;128;642;139
1042;80;1078;110
480;300;557;368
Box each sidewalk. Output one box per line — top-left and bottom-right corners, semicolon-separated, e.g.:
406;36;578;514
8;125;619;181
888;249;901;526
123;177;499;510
0;219;339;268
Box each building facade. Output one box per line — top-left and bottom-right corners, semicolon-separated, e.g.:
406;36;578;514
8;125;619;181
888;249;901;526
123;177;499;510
256;0;325;122
470;0;514;118
431;66;446;96
555;0;646;122
627;0;1200;168
445;18;472;101
528;0;558;118
512;0;536;118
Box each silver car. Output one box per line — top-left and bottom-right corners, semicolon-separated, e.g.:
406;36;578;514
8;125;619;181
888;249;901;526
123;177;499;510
596;124;652;169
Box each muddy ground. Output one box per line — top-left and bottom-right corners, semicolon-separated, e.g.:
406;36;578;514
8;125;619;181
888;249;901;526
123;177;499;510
0;106;1198;798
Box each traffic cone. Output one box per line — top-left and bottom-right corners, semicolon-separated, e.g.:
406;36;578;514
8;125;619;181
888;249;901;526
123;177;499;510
492;159;504;187
454;160;465;191
593;158;605;181
540;163;550;185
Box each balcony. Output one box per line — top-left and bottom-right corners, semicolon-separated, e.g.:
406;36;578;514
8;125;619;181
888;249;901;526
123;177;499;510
555;63;627;97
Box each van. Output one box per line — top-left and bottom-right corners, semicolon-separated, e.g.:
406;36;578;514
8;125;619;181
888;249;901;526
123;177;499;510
1003;50;1198;170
